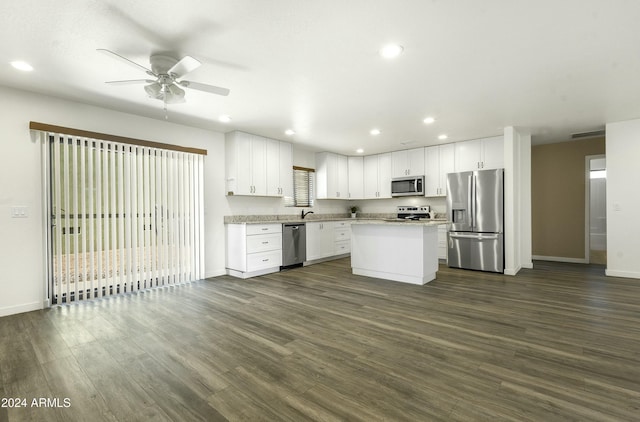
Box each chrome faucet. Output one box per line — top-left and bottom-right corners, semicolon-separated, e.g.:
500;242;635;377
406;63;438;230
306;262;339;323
301;209;314;219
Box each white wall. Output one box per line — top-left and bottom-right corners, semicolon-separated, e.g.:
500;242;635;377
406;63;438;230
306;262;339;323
0;85;228;317
503;126;532;275
605;119;640;278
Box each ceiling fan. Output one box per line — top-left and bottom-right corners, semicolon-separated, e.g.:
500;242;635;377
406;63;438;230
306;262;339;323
98;49;230;105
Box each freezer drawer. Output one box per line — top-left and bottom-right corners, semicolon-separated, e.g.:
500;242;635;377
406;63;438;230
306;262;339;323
447;232;503;273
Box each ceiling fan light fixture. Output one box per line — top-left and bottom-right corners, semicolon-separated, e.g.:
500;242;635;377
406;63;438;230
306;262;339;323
144;82;162;99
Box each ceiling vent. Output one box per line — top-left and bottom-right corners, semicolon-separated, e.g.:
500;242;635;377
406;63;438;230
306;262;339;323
571;129;605;139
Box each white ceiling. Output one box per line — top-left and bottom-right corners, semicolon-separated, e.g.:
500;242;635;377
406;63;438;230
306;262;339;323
2;1;639;154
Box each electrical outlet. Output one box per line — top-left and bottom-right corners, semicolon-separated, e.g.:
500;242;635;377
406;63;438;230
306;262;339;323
11;206;29;218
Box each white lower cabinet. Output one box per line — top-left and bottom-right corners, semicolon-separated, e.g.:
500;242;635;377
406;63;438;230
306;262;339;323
226;223;282;278
334;221;351;254
306;220;351;263
306;221;335;261
438;224;448;260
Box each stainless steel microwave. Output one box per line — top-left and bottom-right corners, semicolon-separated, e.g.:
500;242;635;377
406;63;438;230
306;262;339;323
391;176;425;197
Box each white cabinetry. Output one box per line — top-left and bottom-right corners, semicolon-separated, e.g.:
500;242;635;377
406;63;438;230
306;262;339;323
424;144;455;197
454;136;504;172
363;153;392;199
266;139;293;197
306;220;352;262
348;156;364;199
438;224;448;260
392;148;425;177
334;220;351;255
316;152;349;199
306;221;335;261
226;223;282;278
226;131;293;197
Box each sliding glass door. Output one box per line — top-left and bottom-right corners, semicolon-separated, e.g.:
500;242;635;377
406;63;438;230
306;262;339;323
41;132;205;304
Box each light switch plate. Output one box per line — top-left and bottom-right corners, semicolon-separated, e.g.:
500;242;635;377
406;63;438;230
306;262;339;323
11;206;29;218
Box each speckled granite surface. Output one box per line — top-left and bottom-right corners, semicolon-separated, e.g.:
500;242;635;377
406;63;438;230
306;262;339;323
224;213;448;224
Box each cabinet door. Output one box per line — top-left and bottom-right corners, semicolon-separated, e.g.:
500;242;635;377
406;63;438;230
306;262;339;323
424;146;440;197
438;144;455;196
377;153;392;198
363;155;379;199
265;139;281;196
391;150;409;178
305;222;323;260
454;138;482;172
251;135;267;195
348;156;364;199
279;141;293;197
306;222;334;260
407;147;425;176
480;136;504;170
233;134;254;195
337;154;349;199
320;222;335;257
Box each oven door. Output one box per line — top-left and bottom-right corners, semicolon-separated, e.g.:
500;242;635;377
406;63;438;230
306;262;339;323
391;176;424;197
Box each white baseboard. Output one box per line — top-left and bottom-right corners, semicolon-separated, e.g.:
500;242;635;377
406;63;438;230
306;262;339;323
205;268;227;279
605;269;640;279
0;301;43;318
504;267;521;276
522;261;534;269
532;255;587;264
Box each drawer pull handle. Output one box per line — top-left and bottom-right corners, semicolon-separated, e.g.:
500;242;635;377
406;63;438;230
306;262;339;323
262;241;269;244
261;228;268;231
262;258;269;262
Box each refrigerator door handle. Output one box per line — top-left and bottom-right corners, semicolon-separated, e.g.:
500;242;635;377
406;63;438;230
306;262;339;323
450;233;499;240
469;175;475;229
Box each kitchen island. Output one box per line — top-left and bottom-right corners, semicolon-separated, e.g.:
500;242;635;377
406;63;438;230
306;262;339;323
350;220;441;285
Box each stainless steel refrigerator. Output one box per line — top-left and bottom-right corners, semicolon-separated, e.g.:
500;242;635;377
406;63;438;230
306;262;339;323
446;168;504;273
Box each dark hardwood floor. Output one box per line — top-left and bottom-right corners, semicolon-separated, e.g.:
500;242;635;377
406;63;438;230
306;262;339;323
1;259;639;421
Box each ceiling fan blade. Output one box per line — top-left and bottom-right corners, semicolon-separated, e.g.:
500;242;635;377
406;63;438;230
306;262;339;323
168;56;201;78
97;49;155;76
105;79;155;85
179;80;230;96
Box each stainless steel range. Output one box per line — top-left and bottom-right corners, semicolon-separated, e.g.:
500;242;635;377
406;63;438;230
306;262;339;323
396;206;431;220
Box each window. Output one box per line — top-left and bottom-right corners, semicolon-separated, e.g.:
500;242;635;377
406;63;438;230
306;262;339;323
286;166;315;207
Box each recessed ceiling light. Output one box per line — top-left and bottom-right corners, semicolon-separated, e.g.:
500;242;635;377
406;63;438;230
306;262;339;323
218;114;231;123
423;117;436;124
370;128;381;136
438;134;448;140
10;60;33;72
379;44;404;59
356;148;364;154
285;129;296;136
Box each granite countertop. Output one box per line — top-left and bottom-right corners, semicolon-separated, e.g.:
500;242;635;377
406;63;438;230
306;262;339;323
350;219;447;226
224;214;449;225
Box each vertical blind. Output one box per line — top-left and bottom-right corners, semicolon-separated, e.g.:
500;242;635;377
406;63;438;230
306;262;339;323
41;131;205;304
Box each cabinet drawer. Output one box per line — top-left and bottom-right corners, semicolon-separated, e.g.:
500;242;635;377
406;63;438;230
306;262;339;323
246;224;282;235
334;221;351;228
335;240;351;254
247;250;282;272
334;228;351;242
246;233;282;253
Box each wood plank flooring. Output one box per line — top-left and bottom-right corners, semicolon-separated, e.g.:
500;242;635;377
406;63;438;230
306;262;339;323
1;259;639;421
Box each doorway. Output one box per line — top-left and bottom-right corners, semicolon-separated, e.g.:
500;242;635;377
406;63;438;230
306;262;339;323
586;155;606;265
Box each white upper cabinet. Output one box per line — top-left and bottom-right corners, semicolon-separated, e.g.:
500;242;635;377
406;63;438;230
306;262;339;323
391;147;425;178
316;152;349;199
270;140;293;197
364;153;392;199
454;135;504;172
226;131;292;197
348;156;364;199
424;144;455;197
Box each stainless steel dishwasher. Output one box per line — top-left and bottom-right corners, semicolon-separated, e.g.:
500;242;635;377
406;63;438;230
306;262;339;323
282;223;306;269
